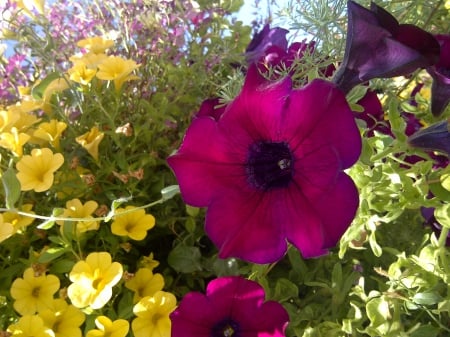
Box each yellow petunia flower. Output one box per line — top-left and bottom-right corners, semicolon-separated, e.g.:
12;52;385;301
111;206;155;241
7;104;41;131
125;268;164;303
16;148;64;192
70;53;108;70
0;214;15;243
0;107;20;132
75;126;104;161
96;56;140;91
56;198;99;235
0;127;31;156
68;62;97;85
77;37;114;54
2;204;35;235
10;268;60;315
39;299;85;337
67;252;123;309
132;291;176;337
7;315;54;337
86;316;129;337
32;119;67;149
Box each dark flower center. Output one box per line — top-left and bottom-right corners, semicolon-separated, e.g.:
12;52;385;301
211;319;240;337
246;141;294;190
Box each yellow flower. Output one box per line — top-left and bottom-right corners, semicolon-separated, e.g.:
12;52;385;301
0;214;14;243
10;268;60;315
7;315;54;337
125;268;164;303
32;119;67;149
0;107;20;132
68;62;97;85
132;291;176;337
67;252;123;309
96;56;140;91
41;78;70;113
56;198;99;235
7;104;41;131
39;299;85;337
70;53;108;69
16;148;64;192
77;37;114;54
86;316;129;337
0;127;31;156
111;206;155;241
3;204;35;234
75;126;104;161
139;252;160;271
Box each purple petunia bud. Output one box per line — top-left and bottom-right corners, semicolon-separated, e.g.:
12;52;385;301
427;34;450;116
245;24;289;64
421;207;450;246
408;119;450;157
333;1;440;93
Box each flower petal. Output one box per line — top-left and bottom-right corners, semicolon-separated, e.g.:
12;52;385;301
205;190;287;263
284;79;361;169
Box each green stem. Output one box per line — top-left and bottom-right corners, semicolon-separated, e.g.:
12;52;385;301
0;198;166;223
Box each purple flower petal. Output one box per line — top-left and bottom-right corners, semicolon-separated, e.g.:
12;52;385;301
427;34;450;116
171;276;289;337
245;24;289;64
333;1;440;93
284;79;362;169
408;119;450;157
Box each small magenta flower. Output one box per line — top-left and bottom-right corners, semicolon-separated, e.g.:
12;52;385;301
245;24;289;64
408;119;450;157
168;66;361;263
427;34;450;116
170;276;289;337
333;1;440;93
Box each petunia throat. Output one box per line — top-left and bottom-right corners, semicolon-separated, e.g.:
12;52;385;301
246;140;294;191
211;319;240;337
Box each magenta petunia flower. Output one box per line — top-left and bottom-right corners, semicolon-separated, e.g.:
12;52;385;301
333;1;440;93
170;276;289;337
245;24;289;64
167;66;361;263
427;34;450;116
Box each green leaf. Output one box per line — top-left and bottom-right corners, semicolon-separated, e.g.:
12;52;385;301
440;173;450;192
167;244;202;273
410;324;439;337
38;247;68;263
31;71;61;100
2;167;21;209
412;292;442;306
435;204;450;229
273;278;299;302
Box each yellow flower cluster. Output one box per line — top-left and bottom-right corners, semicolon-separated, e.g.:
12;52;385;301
69;36;140;91
1;35;170;337
8;252;175;337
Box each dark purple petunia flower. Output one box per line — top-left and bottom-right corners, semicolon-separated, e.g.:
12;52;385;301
427;34;450;116
408;119;450;157
245;24;289;64
167;65;362;263
333;1;440;93
170;276;289;337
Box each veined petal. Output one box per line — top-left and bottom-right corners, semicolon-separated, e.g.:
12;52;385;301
167;117;247;207
284;79;361;169
205;190;287;263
